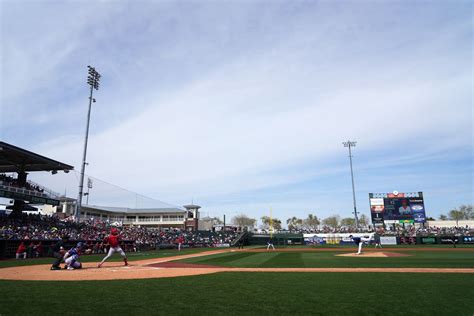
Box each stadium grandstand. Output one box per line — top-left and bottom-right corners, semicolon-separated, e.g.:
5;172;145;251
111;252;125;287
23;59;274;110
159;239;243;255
78;204;200;230
0;142;239;258
0;141;73;215
0;142;204;231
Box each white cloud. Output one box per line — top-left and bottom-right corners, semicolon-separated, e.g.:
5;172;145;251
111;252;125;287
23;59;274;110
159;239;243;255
3;1;472;220
36;45;471;199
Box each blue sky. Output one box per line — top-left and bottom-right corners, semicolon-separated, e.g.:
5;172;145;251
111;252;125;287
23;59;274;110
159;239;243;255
1;1;472;224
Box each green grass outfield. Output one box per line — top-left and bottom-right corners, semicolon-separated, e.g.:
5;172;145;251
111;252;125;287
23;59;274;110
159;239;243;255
1;272;473;315
177;249;474;268
1;247;473;315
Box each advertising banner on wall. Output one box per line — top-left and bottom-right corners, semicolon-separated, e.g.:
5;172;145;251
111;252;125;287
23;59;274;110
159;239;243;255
380;236;397;245
463;236;474;244
214;243;231;248
440;237;458;244
399;236;416;245
303;233;372;245
421;237;436;244
304;235;325;245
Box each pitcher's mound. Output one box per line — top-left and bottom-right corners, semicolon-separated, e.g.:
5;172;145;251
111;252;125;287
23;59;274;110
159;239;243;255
336;252;411;257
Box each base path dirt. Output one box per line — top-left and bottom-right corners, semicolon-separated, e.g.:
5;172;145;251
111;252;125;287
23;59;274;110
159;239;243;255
1;248;473;281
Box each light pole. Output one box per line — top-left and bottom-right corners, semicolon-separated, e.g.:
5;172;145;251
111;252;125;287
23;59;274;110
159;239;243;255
342;140;359;229
85;177;93;205
76;66;101;221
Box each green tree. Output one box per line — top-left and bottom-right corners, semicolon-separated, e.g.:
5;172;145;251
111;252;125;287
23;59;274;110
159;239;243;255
340;217;355;227
322;215;340;229
439;214;448;221
303;214;320;231
286;217;303;231
359;214;369;227
273;219;282;230
232;214;256;229
448;209;465;226
200;216;223;227
211;217;223;225
261;216;282;231
459;204;473;220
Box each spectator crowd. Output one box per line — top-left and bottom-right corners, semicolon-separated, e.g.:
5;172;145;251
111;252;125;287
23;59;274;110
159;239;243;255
272;224;472;237
1;213;239;259
0;173;45;194
378;225;472;237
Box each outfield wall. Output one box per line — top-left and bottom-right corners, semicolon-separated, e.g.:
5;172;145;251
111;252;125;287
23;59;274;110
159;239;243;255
304;233;372;245
303;233;474;246
248;233;304;245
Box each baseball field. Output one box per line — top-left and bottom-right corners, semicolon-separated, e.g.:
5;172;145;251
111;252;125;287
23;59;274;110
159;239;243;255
1;246;473;316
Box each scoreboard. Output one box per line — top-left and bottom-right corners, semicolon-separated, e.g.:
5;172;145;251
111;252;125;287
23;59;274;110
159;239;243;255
369;191;426;226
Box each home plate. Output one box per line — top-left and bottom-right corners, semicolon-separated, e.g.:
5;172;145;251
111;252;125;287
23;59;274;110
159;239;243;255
336;252;411;257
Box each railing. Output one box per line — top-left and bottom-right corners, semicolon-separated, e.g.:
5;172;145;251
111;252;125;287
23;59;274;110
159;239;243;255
0;179;61;200
231;231;247;246
0;183;50;199
26;179;61;198
79;217;186;225
137;221;184;224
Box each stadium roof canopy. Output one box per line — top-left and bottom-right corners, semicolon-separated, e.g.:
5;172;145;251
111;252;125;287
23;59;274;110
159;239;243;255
183;204;201;209
83;204;186;214
0;141;74;173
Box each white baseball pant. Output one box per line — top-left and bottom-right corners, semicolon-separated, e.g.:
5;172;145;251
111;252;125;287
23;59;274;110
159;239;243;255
65;256;82;269
100;246;126;264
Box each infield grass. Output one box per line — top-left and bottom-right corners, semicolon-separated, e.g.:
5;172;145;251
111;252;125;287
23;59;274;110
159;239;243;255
0;272;473;315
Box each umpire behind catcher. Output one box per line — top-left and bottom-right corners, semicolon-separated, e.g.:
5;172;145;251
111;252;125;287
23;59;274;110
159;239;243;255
50;235;68;270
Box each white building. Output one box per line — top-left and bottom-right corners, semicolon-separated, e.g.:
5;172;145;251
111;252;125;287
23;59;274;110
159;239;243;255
427;220;473;228
80;204;201;231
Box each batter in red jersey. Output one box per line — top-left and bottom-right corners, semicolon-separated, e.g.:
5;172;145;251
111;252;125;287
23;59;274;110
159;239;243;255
98;228;128;268
177;235;185;251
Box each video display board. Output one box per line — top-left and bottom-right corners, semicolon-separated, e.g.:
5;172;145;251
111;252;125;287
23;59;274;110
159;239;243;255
369;192;426;225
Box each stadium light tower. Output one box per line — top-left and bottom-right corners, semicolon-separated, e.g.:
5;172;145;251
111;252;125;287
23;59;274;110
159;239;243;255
75;66;101;221
342;140;359;229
